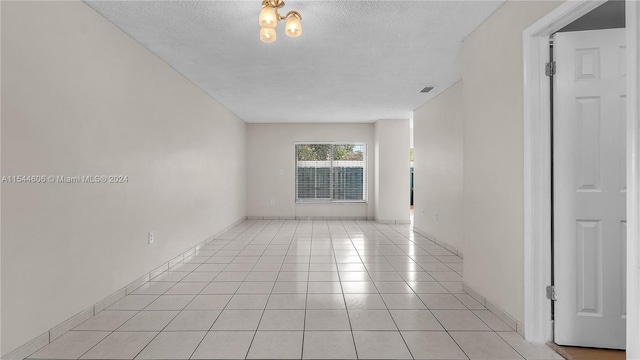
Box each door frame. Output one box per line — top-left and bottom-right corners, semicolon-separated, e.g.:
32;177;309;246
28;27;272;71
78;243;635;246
523;1;640;357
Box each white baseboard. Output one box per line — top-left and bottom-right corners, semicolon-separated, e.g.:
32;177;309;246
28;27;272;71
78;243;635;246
247;215;374;220
374;218;412;224
213;217;248;238
413;226;464;258
462;283;525;337
0;333;49;360
2;216;247;360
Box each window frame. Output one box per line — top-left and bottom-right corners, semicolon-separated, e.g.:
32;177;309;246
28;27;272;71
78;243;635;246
294;142;368;204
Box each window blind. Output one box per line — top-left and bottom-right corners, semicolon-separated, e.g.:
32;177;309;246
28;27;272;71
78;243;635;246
295;143;367;202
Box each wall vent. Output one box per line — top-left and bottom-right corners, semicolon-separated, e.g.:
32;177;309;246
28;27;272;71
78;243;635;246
420;86;434;93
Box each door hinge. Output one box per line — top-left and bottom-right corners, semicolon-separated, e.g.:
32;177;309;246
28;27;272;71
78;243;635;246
546;285;557;301
545;61;556;76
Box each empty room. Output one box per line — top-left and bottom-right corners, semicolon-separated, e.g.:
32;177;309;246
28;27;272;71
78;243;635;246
2;1;640;360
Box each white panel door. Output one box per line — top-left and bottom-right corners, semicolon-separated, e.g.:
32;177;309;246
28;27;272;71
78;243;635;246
554;28;626;349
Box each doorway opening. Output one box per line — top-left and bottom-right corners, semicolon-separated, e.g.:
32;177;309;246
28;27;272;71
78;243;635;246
523;1;639;358
410;117;414;224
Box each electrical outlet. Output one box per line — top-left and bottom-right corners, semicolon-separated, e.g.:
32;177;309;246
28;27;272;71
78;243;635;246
148;231;154;245
269;199;275;205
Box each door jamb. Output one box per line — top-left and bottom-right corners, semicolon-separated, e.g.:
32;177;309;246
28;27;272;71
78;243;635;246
625;2;640;358
522;1;640;352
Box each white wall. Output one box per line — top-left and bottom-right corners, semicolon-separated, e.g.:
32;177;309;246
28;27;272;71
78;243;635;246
462;1;561;324
246;123;375;219
374;119;411;223
1;2;247;355
413;81;464;251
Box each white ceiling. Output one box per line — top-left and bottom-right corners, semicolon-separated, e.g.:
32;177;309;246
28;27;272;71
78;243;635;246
85;1;504;123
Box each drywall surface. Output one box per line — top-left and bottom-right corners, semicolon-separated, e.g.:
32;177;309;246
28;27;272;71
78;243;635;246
413;81;464;250
246;123;375;219
374;119;411;223
1;2;246;354
462;1;561;324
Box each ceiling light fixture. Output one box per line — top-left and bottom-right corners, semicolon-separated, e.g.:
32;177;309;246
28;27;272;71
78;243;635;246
258;0;302;43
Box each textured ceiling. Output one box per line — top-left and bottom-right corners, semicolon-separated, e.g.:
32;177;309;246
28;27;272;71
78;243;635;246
85;1;504;123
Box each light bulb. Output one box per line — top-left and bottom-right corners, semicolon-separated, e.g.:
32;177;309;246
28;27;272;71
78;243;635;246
260;27;277;43
259;6;278;29
285;15;302;37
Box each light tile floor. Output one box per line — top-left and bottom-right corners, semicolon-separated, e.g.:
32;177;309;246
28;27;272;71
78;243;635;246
26;220;564;360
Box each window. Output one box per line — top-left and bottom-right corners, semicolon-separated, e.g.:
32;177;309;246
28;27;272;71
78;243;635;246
295;143;367;202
